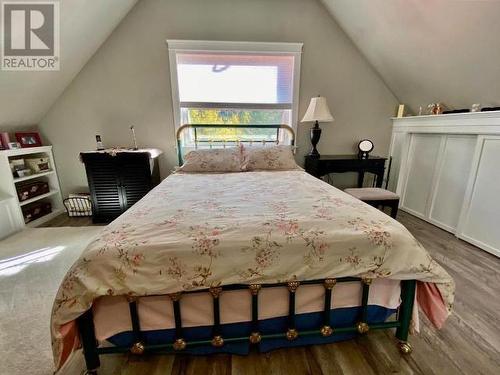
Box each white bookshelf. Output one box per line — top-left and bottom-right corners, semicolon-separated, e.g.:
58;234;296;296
19;190;60;206
0;146;64;238
13;169;56;183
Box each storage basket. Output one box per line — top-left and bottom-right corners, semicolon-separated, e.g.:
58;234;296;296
22;201;52;223
25;157;50;173
63;194;92;217
16;181;50;202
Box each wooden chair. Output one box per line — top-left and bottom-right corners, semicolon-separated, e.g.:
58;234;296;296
344;157;400;219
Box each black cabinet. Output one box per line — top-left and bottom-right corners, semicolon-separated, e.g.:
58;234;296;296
80;151;161;223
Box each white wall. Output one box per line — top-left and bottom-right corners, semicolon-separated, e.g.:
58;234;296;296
39;0;398;196
322;0;500;113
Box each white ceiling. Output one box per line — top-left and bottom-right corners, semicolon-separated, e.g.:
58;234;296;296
321;0;500;113
0;0;137;128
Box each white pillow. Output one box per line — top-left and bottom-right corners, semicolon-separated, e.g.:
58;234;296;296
244;145;300;171
177;146;244;173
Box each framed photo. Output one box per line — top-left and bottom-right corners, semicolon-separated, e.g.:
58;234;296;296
0;132;10;149
15;132;42;148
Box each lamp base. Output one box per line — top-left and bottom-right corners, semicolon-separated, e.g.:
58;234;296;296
309;121;322;157
308;148;320;157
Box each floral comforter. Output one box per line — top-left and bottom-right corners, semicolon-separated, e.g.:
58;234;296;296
51;170;454;370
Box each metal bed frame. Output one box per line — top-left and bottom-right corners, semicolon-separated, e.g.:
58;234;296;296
77;278;416;374
175;123;296;165
76;124;416;374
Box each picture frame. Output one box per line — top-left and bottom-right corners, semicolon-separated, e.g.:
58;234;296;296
0;132;10;149
15;132;42;148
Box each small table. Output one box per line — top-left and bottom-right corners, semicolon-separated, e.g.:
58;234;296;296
304;154;387;188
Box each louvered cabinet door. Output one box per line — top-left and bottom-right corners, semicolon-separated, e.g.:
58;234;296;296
82;152;157;223
83;156;124;222
118;153;152;210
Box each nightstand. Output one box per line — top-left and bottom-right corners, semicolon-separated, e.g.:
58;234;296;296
304;154;387;188
80;149;162;223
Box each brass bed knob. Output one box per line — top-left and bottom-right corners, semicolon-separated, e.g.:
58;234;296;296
398;341;413;354
286;328;299;341
130;341;145;355
357;322;369;334
211;335;224;347
173;338;186;351
249;332;262;344
320;325;333;337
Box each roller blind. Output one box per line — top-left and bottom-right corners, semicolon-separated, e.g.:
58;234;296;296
176;53;295;108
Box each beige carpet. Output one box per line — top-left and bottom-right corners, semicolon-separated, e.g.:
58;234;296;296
0;227;103;375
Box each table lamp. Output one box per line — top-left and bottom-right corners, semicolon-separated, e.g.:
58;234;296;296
301;96;334;157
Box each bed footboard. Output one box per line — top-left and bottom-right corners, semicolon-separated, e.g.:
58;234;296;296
76;278;416;374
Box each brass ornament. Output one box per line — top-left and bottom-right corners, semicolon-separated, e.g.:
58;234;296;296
362;277;373;286
126;295;137;303
249;284;262;296
168;292;182;302
324;278;337;290
211;335;224;347
130;341;145;355
320;325;333;337
398;341;413;354
249;332;262;344
287;281;300;293
357;322;369;334
286;328;299;341
173;338;186;351
209;286;223;299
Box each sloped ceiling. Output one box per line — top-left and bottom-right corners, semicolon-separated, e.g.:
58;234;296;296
321;0;500;113
0;0;137;128
4;0;498;129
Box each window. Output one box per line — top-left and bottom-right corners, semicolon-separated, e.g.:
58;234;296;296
167;40;302;144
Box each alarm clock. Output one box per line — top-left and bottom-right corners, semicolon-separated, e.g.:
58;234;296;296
358;139;374;159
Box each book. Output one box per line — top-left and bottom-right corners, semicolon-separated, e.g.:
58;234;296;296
396;104;406;118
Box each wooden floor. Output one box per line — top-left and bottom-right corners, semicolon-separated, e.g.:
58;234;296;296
40;214;100;227
44;211;500;375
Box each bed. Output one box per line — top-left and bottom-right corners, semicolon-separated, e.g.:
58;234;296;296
50;125;454;374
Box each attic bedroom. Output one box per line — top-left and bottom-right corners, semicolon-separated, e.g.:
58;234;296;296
0;1;498;374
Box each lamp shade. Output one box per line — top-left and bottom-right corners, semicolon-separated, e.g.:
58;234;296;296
301;96;334;123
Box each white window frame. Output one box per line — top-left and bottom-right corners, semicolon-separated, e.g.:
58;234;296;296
166;40;303;134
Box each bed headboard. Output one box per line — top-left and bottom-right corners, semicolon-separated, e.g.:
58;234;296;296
175;124;295;165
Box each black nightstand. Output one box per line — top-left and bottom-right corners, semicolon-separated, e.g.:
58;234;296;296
304;154;387;188
80;150;161;223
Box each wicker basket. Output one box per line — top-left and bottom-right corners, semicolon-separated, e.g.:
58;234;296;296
64;195;92;217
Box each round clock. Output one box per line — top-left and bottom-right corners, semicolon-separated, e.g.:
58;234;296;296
358;139;374;159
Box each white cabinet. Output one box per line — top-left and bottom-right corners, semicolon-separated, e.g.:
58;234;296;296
429;135;476;231
387;131;407;192
401;134;442;217
458;136;500;255
399;134;476;230
391;112;500;257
